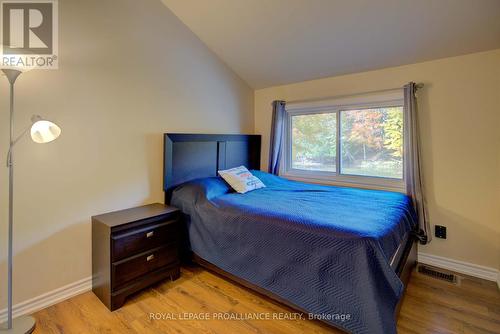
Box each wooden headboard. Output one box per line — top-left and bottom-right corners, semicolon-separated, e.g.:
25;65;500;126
163;133;261;203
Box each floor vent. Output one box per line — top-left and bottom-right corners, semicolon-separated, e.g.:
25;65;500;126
417;265;458;284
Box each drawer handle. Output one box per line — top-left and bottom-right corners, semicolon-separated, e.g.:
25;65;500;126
146;254;155;262
146;231;154;238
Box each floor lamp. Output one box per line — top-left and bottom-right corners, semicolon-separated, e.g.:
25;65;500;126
1;69;61;334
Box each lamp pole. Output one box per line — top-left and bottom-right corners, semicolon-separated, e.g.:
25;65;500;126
5;69;21;330
2;68;36;334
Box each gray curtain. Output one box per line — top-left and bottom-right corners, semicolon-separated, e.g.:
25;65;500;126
404;82;431;244
268;100;286;175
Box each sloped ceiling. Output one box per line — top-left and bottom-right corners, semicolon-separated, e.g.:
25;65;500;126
162;0;500;89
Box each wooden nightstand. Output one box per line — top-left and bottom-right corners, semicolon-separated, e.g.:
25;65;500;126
92;203;181;311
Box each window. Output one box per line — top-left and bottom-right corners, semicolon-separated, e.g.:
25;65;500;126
285;93;405;191
291;112;336;172
340;107;403;179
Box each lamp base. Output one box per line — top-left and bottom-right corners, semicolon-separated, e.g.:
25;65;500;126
0;316;35;334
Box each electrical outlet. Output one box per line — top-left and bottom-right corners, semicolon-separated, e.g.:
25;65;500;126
435;225;447;239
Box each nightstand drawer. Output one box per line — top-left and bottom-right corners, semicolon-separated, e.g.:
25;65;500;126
112;244;179;289
112;220;179;261
92;203;182;311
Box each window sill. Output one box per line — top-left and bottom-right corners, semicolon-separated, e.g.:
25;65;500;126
281;171;406;193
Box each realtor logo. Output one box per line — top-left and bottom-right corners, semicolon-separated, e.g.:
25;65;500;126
0;0;58;69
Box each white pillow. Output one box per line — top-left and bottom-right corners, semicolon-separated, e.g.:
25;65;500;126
218;166;266;194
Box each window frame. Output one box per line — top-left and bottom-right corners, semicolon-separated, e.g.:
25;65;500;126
283;96;405;192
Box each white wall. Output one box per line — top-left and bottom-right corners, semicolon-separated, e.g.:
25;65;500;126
255;50;500;271
0;0;253;308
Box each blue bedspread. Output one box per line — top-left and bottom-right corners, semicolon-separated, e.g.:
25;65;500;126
171;171;416;333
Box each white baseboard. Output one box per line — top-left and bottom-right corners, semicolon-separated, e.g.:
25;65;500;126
0;276;92;324
418;252;499;286
1;253;498;323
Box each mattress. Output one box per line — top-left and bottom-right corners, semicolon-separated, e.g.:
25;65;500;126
171;171;417;334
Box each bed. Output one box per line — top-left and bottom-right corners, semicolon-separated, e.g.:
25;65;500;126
163;133;417;334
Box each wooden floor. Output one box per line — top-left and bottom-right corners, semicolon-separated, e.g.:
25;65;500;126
33;264;500;334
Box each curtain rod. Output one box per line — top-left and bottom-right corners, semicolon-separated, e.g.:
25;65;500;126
280;83;424;106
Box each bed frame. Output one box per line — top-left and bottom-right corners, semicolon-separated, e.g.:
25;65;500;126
163;133;261;203
163;133;417;325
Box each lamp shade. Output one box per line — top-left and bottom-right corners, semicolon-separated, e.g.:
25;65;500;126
30;120;61;143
